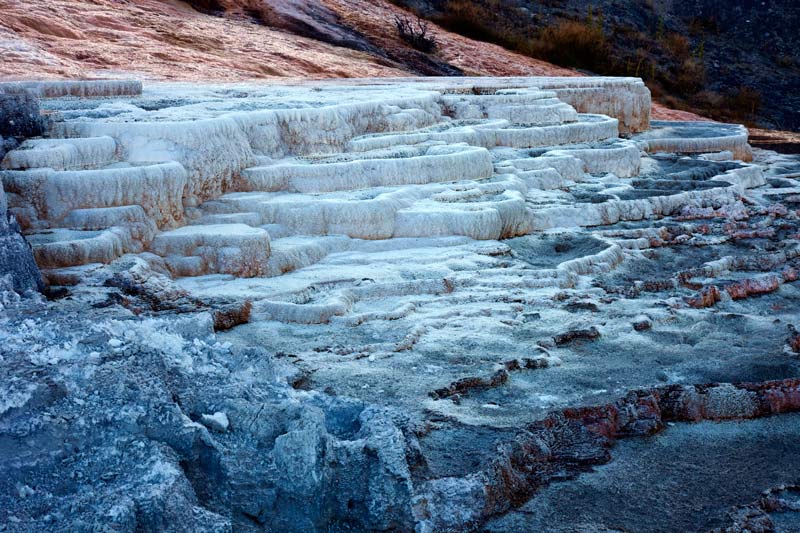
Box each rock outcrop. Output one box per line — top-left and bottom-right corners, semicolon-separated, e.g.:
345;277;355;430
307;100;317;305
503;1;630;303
0;90;43;140
0;300;422;531
0;180;43;295
0;88;43;296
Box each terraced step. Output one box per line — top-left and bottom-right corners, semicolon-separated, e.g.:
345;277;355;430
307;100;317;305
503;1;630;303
528;164;764;230
347;114;619;152
482;103;578;125
634;121;753;162
494;144;635;184
238;144;493;194
0;162;187;229
203;174;532;241
490;114;619;149
441;89;579;124
149;224;271;277
346;119;508;152
1;136;117;171
27;227;137;269
495;154;586;182
513;168;575;190
394;189;530;240
533;77;652;133
22;205;158;269
0;79;142;98
173;236;505;322
540;139;643;178
8;77;770;335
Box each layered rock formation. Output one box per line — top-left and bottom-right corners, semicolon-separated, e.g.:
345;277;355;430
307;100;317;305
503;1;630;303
2;77;800;532
0;76;756;292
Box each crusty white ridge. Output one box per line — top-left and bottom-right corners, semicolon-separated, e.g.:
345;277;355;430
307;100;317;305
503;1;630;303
0;77;758;313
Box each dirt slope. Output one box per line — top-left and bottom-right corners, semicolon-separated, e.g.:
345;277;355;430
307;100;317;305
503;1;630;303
0;0;406;80
0;0;573;80
0;0;699;120
320;0;577;77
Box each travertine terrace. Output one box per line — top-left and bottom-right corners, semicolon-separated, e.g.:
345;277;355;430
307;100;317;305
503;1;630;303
2;77;800;532
0;77;691;283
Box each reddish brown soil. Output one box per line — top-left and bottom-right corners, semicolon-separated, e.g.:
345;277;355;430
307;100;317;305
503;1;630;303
0;0;736;124
0;0;575;81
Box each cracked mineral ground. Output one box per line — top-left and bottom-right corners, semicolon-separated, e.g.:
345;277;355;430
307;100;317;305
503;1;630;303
1;77;800;532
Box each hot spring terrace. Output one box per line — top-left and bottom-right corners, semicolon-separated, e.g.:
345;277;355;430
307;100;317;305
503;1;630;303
3;77;800;533
1;77;761;310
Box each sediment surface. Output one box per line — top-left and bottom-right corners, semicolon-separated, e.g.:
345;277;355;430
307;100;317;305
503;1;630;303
1;77;799;532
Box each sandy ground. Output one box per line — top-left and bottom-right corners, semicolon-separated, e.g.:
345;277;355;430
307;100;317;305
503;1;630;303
651;103;708;121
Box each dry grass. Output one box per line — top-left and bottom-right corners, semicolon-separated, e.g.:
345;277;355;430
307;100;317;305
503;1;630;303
662;33;690;61
414;0;763;124
527;21;609;71
434;3;609;72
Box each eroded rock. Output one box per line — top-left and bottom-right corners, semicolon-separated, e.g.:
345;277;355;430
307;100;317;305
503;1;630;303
0;180;43;295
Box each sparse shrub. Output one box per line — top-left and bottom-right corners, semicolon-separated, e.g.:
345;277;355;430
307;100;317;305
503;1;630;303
655;15;665;41
662;33;690;61
645;79;665;100
438;0;500;43
394;15;437;53
436;2;610;72
629;48;651;78
389;0;766;126
691;87;762;125
727;86;762;120
528;20;609;72
674;58;706;94
436;0;539;55
693;40;706;62
660;94;683;111
690;90;724;110
586;5;604;31
688;15;719;36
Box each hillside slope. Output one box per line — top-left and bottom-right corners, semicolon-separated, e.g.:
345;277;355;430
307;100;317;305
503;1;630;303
0;0;701;122
0;0;575;80
0;0;405;79
392;0;800;131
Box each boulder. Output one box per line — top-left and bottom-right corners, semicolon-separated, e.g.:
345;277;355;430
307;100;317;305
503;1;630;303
0;90;44;139
0;180;43;294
